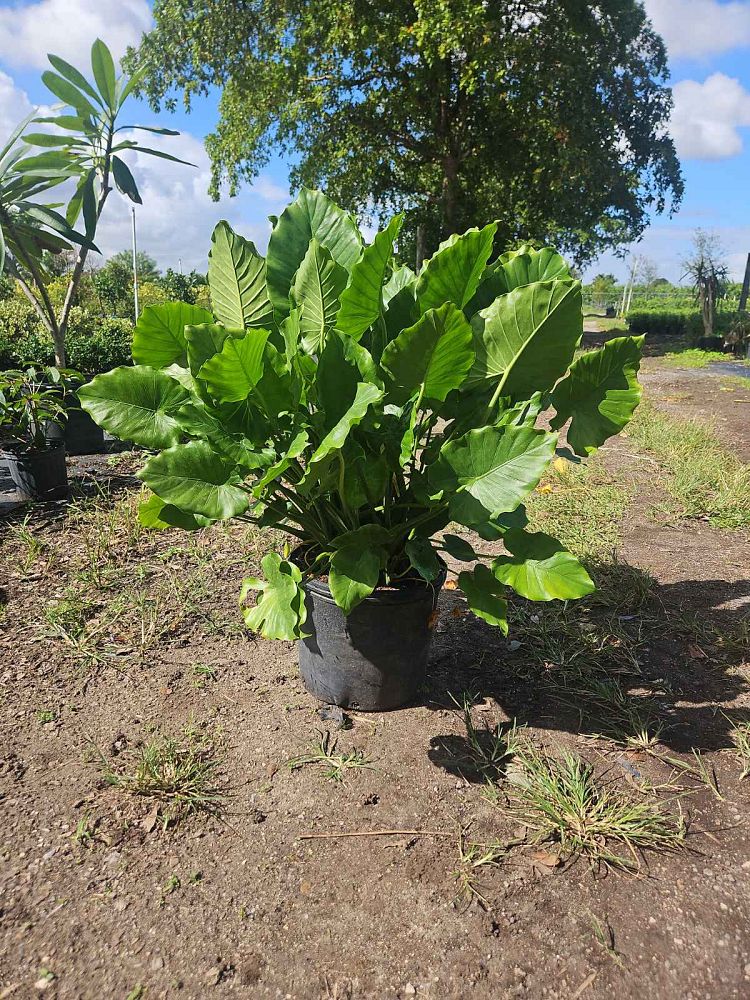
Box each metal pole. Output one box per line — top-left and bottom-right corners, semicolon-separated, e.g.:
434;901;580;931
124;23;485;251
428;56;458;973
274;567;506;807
131;207;139;321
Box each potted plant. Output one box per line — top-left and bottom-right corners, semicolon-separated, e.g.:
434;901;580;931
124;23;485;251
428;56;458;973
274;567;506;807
78;190;645;710
0;365;75;500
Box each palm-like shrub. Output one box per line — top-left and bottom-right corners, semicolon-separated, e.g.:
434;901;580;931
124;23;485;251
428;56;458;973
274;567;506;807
79;190;644;639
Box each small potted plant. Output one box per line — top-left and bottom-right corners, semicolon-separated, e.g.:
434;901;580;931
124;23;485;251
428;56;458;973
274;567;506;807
78;190;645;710
0;365;73;500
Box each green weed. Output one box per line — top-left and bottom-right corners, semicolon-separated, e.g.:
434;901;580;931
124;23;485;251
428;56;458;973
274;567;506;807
286;730;372;782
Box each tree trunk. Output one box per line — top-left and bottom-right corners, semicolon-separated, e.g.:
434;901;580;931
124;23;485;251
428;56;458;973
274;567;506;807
441;155;459;236
415;223;426;273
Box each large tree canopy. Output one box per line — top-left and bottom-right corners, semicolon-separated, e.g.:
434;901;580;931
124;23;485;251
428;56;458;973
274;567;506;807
132;0;683;267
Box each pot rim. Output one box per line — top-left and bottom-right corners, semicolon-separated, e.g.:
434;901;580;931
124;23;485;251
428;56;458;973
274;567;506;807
293;545;447;606
0;439;66;459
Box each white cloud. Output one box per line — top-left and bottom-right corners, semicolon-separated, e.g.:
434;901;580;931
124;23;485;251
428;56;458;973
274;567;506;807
645;0;750;59
0;0;151;70
93;131;289;271
671;73;750;159
0;71;34;139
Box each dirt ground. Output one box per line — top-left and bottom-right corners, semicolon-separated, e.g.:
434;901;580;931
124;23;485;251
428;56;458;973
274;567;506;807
1;359;750;1000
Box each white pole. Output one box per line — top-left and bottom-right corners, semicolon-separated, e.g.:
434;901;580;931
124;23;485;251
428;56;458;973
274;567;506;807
131;207;139;321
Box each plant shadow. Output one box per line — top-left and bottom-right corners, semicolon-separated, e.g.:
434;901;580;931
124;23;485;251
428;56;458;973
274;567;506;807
424;566;750;755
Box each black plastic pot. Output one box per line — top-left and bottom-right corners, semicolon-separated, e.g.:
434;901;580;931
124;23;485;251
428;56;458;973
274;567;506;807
2;441;68;501
45;406;106;456
298;563;446;711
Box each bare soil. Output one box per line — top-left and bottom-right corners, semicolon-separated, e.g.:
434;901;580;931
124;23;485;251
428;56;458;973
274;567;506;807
1;365;750;1000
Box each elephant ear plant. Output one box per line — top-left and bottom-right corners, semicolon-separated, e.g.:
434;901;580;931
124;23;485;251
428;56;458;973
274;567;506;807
78;190;644;695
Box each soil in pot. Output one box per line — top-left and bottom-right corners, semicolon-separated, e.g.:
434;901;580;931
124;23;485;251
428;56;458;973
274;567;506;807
297;561;446;711
2;441;68;501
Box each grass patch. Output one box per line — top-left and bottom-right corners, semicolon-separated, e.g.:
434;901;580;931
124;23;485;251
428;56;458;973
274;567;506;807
286;730;373;782
727;717;750;779
660;348;730;369
550;673;664;750
100;730;226;827
498;744;685;870
628;403;750;528
526;459;630;561
451;830;507;909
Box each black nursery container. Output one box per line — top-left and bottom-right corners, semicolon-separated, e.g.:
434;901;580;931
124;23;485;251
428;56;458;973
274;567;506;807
298;563;446;711
45;406;105;456
2;441;68;501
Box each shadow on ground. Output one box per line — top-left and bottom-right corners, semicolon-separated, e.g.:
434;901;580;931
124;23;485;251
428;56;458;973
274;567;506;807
425;569;750;758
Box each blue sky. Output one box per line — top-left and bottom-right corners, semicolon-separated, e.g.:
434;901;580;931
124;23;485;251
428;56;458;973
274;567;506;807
1;0;750;283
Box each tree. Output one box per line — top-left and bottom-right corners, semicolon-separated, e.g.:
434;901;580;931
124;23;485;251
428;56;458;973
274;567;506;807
682;230;728;338
0;39;189;365
589;273;618;310
132;0;683;268
93;250;161;317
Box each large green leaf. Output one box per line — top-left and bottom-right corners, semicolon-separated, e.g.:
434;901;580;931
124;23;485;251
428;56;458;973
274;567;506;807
292;239;348;354
198;329;270;402
301;382;383;487
383;265;416;306
174;399;272;469
430;425;557;526
317;330;362;428
458;564;508;631
492;530;594;601
138;492;215;531
208;220;274;329
252;429;308;495
184;322;235;375
132;302;213;369
266;187;363;315
139;440;248;520
469;279;582;398
416;223;497;313
91;39;117;110
550;336;644;456
336;214;403;340
497;245;571;291
381;302;475;406
405;536;441;582
41;71;99;117
78;366;191;449
240;552;306;640
328;528;389;613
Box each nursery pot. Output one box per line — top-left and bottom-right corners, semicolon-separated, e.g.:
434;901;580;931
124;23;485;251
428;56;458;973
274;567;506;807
297;558;446;711
45;406;105;456
2;441;68;501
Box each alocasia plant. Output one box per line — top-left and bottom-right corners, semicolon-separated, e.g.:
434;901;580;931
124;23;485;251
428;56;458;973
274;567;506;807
78;189;644;639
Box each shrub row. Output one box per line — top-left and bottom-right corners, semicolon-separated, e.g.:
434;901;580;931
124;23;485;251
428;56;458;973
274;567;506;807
0;318;133;374
627;309;733;338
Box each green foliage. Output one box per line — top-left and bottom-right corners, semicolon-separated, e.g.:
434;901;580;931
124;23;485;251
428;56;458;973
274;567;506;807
1;38;188;365
0;365;77;450
132;0;682;267
79;189;644;639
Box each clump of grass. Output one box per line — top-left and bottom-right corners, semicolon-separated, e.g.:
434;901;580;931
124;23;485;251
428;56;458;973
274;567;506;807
658;748;725;801
500;745;685;870
508;602;644;678
550;673;664;750
587;558;656;613
286;730;372;782
42;591;118;665
100;731;226;826
628;403;750;528
588;910;626;969
526;459;630;561
9;515;46;572
660;348;730;369
450;828;507;909
441;693;523;782
727;717;750;779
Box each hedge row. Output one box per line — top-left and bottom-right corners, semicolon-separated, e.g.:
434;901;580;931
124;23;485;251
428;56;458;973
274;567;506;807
627;309;733;338
0;319;133;373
